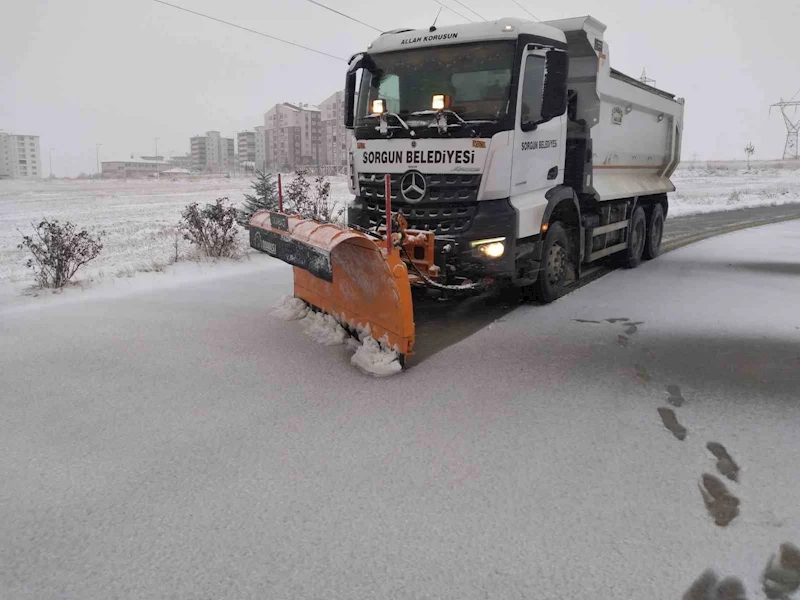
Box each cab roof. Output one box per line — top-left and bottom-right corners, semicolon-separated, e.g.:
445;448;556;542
366;17;567;54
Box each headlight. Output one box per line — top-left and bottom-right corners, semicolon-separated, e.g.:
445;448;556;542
470;237;506;259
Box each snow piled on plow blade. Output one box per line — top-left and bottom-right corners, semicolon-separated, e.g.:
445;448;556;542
270;296;402;376
350;335;402;377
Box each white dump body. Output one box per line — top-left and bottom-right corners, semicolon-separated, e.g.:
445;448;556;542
546;16;685;202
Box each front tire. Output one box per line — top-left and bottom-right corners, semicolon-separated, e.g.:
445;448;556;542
643;203;665;260
535;221;570;303
622;206;646;269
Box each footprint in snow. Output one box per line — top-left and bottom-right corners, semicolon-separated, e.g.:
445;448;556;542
657;407;686;440
616;334;629;347
606;317;629;323
573;319;601;324
762;543;800;600
667;384;686;407
698;473;740;527
624;324;639;335
706;442;740;482
682;570;747;600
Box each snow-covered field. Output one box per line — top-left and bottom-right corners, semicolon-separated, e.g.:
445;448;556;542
669;161;800;216
0;162;798;288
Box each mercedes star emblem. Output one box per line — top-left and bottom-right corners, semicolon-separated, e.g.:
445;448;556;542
400;171;426;203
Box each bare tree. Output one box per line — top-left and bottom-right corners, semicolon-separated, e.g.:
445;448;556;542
744;142;755;170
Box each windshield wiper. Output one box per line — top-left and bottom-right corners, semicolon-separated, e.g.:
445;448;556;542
362;112;410;135
409;109;496;134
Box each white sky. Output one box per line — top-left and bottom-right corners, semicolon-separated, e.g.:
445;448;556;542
2;0;798;176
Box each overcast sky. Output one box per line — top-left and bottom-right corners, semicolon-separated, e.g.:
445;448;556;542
2;0;798;176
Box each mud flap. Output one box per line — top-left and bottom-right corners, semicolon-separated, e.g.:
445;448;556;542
249;211;415;357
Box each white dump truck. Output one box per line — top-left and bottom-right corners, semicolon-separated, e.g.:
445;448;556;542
249;15;684;361
344;15;684;301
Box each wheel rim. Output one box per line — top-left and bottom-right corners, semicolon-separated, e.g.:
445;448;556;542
631;219;645;257
547;243;567;285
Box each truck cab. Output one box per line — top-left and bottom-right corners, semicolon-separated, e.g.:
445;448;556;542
345;16;683;301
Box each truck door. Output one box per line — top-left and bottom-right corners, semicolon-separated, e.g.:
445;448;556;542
510;47;567;238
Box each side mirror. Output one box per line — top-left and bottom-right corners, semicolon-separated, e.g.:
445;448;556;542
344;53;376;129
541;50;568;122
344;71;357;128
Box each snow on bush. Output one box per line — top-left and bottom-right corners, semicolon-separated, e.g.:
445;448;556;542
179;198;239;258
284;169;344;224
17;219;104;288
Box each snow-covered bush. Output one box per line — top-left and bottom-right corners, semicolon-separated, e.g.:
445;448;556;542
179;198;239;258
285;169;344;224
238;170;278;226
18;219;104;288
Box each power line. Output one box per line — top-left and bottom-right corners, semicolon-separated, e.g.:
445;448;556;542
431;0;474;22
510;0;539;21
152;0;346;61
451;0;486;20
303;0;382;33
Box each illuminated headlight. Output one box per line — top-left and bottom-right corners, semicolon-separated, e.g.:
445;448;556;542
432;94;451;110
371;99;386;114
470;237;506;258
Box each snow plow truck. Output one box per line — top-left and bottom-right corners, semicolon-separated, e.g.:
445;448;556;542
249;15;684;365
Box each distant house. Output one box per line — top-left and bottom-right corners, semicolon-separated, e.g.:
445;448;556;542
160;167;191;178
101;156;170;178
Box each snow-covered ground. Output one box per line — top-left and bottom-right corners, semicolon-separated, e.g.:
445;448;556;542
0;162;798;289
0;175;352;287
669;162;800;216
1;220;799;599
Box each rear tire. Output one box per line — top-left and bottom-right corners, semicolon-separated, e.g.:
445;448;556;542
622;206;646;269
643;203;665;260
534;221;570;303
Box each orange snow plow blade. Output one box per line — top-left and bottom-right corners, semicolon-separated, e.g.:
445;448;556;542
249;211;415;357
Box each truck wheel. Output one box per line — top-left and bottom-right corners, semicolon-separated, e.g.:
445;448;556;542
622;206;646;269
643;203;665;260
535;221;569;303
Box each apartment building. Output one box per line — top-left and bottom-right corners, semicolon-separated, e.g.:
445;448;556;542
237;130;256;172
0;131;41;179
319;91;348;167
254;126;266;172
190;130;235;172
263;103;322;170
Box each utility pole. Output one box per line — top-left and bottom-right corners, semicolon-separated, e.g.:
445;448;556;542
639;67;656;87
49;148;54;179
96;143;102;178
770;95;800;160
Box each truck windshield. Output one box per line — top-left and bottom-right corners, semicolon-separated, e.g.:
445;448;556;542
356;41;516;126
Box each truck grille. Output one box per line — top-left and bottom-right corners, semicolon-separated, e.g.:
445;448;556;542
357;172;481;235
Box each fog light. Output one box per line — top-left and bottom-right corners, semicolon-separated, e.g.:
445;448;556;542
471;237;506;258
482;242;505;258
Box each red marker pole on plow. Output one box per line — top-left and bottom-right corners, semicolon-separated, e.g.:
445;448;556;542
384;173;392;252
278;173;284;212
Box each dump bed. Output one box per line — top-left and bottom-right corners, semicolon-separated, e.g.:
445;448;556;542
546;16;685;202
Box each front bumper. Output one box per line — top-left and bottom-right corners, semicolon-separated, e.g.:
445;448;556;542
348;197;519;281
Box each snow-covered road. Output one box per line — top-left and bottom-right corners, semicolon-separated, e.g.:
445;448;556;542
2;221;799;599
